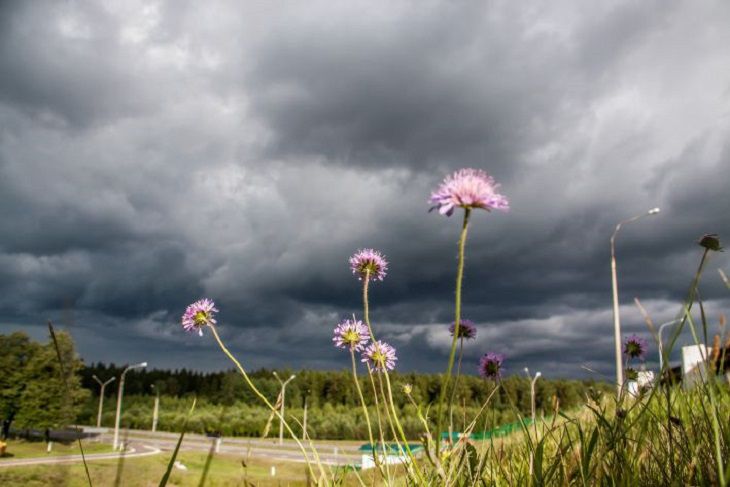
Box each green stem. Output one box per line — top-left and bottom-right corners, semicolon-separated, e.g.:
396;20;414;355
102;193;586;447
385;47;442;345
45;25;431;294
366;366;389;481
377;373;401;446
449;337;465;437
383;371;426;484
207;324;321;482
436;208;471;452
684;308;725;486
363;269;376;341
351;349;381;474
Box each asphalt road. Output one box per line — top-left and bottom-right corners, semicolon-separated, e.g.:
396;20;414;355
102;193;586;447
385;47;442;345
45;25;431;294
0;444;162;468
0;427;365;468
93;428;363;465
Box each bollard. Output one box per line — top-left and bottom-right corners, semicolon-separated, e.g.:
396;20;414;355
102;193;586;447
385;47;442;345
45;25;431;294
271;465;276;477
215;437;221;453
47;441;53;453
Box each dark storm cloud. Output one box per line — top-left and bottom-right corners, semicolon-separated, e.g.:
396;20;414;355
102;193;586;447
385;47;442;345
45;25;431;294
1;0;729;378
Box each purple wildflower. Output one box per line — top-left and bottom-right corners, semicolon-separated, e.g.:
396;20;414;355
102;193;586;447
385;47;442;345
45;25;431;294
623;334;648;360
479;352;504;379
333;318;370;352
429;168;509;217
349;249;388;282
449;319;477;340
361;340;397;372
181;298;219;336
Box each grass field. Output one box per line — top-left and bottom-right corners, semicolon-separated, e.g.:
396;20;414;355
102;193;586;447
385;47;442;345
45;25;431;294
0;450;333;486
0;439;387;486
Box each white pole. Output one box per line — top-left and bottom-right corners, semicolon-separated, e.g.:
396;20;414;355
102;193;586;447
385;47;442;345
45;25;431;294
610;208;660;399
152;392;159;433
93;375;115;429
302;395;308;440
273;372;296;446
113;362;147;450
658;319;681;372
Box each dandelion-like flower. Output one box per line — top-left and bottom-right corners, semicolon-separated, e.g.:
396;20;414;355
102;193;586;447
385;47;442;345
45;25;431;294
332;318;370;352
623;334;648;360
449;319;477;340
479;352;504;379
349;249;388;281
402;383;413;395
181;298;219;336
361;340;397;372
429;168;509;217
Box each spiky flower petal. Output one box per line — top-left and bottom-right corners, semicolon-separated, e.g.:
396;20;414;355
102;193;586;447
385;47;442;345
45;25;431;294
449;319;477;340
429;168;509;217
479;352;504;379
361;340;397;372
623;334;648;360
333;318;370;352
181;298;219;336
349;249;388;282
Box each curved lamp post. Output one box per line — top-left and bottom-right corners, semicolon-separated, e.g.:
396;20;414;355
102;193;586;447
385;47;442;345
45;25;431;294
523;368;542;423
611;207;660;398
273;372;296;446
113;362;147;450
92;375;115;428
658;319;682;372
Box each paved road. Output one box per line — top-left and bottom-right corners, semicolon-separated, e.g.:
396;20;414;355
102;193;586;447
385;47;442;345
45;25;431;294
93;429;362;465
0;444;162;468
0;428;365;468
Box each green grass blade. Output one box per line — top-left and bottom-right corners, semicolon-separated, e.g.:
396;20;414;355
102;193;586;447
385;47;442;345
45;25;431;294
159;397;197;487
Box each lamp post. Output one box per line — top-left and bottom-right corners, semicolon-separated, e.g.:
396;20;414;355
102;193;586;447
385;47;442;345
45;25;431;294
92;375;115;428
658;319;681;372
113;362;147;450
302;390;310;440
273;372;296;446
523;368;542;423
151;384;160;433
611;207;660;398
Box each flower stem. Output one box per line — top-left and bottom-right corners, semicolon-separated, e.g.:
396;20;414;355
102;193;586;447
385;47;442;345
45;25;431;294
436;207;471;452
449;337;465;436
207;324;322;482
383;371;426;484
363;268;376;341
351;349;381;474
366;367;391;482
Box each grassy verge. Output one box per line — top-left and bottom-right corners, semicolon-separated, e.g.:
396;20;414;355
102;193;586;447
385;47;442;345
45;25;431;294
0;449;393;486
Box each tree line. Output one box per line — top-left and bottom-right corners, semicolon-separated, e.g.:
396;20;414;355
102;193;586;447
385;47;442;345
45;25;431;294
80;361;608;414
2;331;612;440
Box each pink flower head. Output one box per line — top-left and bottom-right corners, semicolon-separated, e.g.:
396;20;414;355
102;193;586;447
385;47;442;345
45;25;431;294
479;352;504;379
181;298;219;336
361;340;397;372
333;318;370;352
429;168;509;216
449;319;477;340
349;249;388;282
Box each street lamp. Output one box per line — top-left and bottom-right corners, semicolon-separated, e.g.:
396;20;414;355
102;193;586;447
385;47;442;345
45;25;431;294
113;362;147;450
658;319;681;372
273;372;296;446
92;375;115;428
151;384;160;433
610;207;660;398
523;368;542;424
302;389;311;440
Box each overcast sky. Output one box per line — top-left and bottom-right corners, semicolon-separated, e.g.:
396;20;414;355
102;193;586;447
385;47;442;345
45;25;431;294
1;0;729;378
